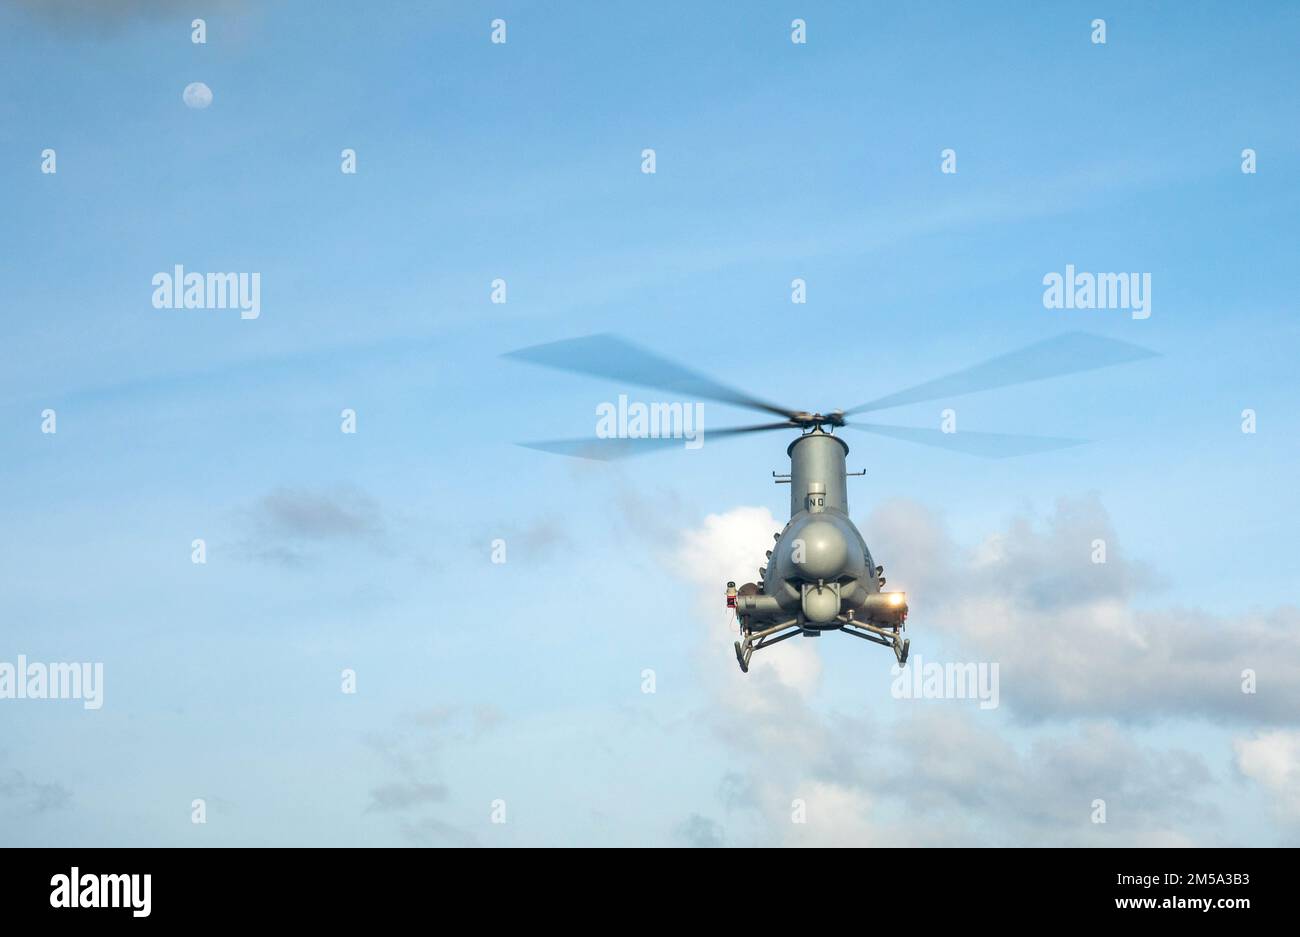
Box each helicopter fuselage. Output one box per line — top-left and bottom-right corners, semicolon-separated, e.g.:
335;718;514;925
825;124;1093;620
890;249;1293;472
731;429;909;662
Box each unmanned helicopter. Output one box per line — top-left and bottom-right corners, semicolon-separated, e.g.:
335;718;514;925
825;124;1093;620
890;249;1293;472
505;332;1155;673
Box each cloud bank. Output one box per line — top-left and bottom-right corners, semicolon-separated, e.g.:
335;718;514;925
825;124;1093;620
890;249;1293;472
670;496;1298;845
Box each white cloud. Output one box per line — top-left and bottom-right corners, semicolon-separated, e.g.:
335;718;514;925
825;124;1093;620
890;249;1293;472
675;506;822;699
1234;730;1300;821
867;494;1300;724
783;781;880;848
670;500;1238;846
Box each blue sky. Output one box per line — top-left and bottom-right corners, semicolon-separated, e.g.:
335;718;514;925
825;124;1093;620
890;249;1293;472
2;1;1298;846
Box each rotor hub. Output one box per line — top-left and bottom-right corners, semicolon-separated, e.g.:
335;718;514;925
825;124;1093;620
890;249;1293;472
791;410;846;430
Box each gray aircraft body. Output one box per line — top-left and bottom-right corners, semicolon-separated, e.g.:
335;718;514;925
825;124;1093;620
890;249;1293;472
729;427;909;672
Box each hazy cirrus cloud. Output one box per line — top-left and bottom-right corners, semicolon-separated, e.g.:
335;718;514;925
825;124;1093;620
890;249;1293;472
236;485;388;566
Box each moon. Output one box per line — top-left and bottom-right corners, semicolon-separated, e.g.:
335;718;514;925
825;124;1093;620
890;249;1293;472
182;82;213;109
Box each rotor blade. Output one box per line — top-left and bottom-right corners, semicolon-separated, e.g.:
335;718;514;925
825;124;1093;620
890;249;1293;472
519;421;795;461
505;334;801;420
843;332;1157;415
846;422;1086;458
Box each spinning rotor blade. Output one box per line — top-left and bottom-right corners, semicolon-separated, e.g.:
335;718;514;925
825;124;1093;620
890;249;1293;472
520;421;795;461
846;422;1086;458
844;332;1157;415
504;334;801;420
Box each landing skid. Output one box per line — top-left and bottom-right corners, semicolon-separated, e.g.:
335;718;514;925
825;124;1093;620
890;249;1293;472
733;618;801;673
734;617;908;673
842;620;910;666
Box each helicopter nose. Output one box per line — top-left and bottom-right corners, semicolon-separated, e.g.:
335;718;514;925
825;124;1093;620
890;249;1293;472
790;519;849;580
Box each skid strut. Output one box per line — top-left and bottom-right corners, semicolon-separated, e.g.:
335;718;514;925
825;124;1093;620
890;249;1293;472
735;615;909;672
734;618;800;673
841;617;910;666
